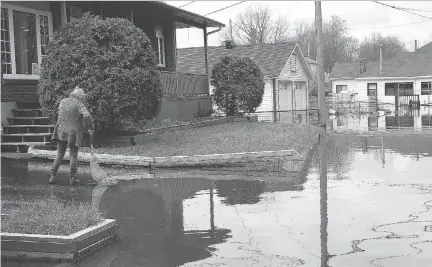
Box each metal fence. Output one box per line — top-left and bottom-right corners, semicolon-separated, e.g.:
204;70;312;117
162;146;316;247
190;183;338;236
252;109;320;125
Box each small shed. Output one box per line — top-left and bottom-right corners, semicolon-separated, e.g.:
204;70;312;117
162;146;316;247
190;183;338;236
177;42;314;122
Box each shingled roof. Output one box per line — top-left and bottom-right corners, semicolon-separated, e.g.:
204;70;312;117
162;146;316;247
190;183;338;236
417;41;432;55
330;52;432;79
176;42;298;78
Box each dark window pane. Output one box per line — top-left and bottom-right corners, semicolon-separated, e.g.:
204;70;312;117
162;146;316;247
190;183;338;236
13;10;37;74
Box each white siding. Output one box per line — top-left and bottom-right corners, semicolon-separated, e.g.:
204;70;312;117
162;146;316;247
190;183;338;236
332;80;358;94
334;78;432;105
280;53;309;81
210;80;274;121
254;79;274;121
416;78;432;104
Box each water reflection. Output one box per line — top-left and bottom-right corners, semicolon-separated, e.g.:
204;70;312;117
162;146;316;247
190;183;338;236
328;106;432;132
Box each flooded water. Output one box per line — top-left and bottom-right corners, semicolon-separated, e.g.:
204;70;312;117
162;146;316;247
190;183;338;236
328;106;432;133
2;131;432;267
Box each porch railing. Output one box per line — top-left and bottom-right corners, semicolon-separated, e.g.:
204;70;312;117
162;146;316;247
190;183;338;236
396;95;420;108
160;71;209;97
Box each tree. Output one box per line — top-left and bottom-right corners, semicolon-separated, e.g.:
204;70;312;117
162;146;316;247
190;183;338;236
293;16;358;73
38;13;163;135
211;56;265;116
322;15;353;73
358;33;407;61
223;4;292;45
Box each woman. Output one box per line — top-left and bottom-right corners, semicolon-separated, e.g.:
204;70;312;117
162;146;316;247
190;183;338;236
49;87;94;185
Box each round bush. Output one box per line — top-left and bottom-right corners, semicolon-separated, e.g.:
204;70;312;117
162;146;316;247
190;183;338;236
211;56;264;116
38;13;163;135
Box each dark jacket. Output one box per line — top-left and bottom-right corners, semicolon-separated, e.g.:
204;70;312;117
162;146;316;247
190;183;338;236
52;97;94;147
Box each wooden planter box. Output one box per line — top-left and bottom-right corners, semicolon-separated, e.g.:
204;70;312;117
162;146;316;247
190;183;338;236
1;219;118;262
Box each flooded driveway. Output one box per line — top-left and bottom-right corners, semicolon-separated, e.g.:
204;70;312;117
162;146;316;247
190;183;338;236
2;131;432;266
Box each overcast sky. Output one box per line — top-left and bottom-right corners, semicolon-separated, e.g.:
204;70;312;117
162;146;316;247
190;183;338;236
166;1;432;51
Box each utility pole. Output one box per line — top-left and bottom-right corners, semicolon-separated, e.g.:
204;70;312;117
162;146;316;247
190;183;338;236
315;2;329;267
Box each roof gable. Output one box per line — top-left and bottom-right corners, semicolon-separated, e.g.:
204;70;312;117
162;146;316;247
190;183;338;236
417;42;432;55
177;42;298;78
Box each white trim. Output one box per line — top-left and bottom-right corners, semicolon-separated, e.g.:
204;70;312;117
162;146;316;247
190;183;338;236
155;26;166;67
7;8;16;75
3;74;40;80
1;3;53;76
36;14;42;74
1;3;52;17
356;76;432;81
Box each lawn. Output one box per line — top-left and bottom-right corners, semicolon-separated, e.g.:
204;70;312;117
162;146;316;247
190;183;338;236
1;198;104;236
83;122;320;157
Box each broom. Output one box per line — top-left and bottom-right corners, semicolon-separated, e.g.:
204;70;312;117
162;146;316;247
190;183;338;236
89;134;109;183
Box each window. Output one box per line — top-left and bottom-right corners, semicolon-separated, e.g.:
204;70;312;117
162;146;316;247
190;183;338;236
421;82;432;95
336;85;347;93
385;83;397;96
155;27;165;67
1;4;52;77
289;53;296;72
398;82;414;96
367;83;377;96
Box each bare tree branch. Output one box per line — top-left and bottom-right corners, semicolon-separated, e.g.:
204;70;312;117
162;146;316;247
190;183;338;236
224;3;292;45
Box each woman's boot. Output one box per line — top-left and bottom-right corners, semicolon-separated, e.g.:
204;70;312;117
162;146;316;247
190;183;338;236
70;169;79;186
48;168;57;184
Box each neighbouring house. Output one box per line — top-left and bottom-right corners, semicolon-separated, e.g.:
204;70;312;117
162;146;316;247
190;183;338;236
417;41;432;55
1;1;224;152
177;42;314;122
330;45;432;111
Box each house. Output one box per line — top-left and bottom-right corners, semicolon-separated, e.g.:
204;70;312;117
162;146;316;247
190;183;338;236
330;46;432;110
177;42;314;122
0;1;224;152
417;41;432;55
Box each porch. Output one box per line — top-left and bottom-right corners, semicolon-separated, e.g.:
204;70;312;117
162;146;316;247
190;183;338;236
0;1;224;152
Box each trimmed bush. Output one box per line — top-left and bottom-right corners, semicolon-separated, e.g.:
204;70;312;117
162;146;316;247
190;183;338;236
211;56;265;116
38;13;163;135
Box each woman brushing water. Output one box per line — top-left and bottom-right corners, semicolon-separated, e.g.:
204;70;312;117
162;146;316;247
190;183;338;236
49;87;94;186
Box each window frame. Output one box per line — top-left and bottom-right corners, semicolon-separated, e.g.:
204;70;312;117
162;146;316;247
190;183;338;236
336;84;347;93
1;3;53;79
421;82;432;95
155;26;165;68
384;83;397;96
367;83;377;96
398;82;414;96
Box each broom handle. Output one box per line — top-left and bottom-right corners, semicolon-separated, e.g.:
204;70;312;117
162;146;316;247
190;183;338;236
89;133;94;155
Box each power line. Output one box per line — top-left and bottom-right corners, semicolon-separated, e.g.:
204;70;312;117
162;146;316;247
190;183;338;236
179;1;196;9
347;20;432;31
372;1;432;20
204;1;246;16
399;7;432;13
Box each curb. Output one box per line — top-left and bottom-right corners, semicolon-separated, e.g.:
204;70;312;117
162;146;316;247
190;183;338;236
28;147;304;168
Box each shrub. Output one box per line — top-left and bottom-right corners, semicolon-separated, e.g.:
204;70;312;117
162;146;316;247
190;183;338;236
38;13;163;135
211;56;264;116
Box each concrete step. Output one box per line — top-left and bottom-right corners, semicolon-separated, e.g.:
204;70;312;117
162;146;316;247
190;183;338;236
12;109;43;117
16;101;41;110
7;117;51;125
1;142;52;153
2;133;52;137
2;125;54;135
2;124;55;128
7;117;49;120
1;142;51;146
